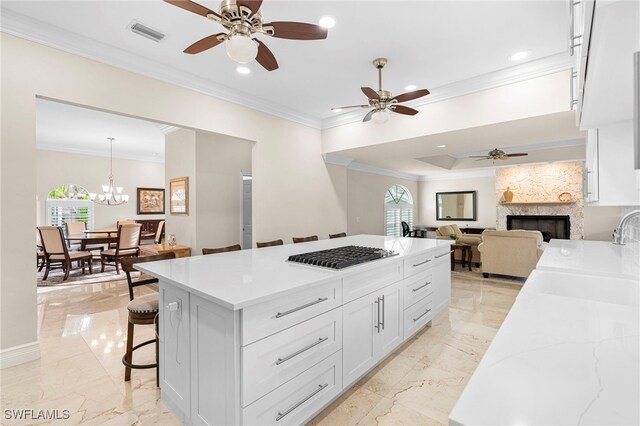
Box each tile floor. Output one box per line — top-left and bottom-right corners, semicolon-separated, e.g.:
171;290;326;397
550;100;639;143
0;272;520;425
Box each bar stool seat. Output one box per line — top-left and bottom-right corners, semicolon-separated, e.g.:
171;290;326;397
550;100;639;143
128;294;159;314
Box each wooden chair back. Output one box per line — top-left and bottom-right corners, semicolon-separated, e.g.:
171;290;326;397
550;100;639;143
117;220;137;228
292;235;318;244
202;244;241;255
117;224;142;251
329;232;347;239
155;220;165;244
121;253;176;301
38;226;68;257
256;239;284;248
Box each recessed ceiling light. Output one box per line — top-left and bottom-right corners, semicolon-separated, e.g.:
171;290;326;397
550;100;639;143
236;66;251;75
404;84;417;91
318;16;336;29
437;144;446;148
509;51;530;61
332;108;343;113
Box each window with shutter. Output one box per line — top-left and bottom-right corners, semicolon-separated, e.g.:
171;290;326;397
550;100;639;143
383;185;414;237
46;184;94;232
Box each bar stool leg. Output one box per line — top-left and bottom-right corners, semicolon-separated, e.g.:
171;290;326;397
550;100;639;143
124;320;134;381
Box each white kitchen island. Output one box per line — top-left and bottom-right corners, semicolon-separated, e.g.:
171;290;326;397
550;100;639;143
136;235;452;425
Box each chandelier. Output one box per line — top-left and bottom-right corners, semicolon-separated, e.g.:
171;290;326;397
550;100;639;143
89;137;129;206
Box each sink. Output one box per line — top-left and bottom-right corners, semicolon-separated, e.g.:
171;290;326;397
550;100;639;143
522;270;639;307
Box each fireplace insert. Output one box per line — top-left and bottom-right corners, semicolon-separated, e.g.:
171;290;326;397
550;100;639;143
506;215;570;242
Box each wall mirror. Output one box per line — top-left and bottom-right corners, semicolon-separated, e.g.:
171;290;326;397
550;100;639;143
436;191;477;221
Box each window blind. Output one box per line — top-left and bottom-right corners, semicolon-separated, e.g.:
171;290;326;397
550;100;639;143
46;200;93;232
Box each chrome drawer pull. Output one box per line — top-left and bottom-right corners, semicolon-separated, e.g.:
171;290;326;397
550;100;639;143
276;337;329;365
412;258;432;267
275;383;328;421
413;308;431;322
275;297;329;318
435;252;449;259
412;281;431;292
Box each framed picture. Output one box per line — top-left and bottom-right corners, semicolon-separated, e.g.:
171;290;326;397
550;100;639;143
136;188;165;215
169;177;189;215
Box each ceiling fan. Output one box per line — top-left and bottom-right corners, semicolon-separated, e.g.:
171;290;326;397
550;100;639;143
164;0;328;71
469;148;529;161
331;58;430;123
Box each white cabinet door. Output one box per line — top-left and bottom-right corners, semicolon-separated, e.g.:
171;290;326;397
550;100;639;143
585;129;599;203
342;293;376;387
375;282;403;358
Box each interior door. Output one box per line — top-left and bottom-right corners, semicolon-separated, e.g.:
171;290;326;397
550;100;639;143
241;175;252;249
375;282;403;358
342;294;376;387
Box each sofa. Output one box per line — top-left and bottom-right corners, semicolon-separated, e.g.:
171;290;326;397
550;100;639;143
478;230;546;278
436;224;482;265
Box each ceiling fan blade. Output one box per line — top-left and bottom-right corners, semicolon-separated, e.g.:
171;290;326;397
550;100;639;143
474;158;490;161
263;22;328;40
363;110;375;122
332;105;369;111
392;89;430;103
164;0;222;19
255;39;279;71
237;0;263;13
184;33;225;54
504;153;529;157
391;105;419;116
361;87;380;100
469;155;490;158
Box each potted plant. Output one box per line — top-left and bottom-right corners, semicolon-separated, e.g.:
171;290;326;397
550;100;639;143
449;233;459;242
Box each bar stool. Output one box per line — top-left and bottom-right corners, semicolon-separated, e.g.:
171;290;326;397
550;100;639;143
120;252;176;386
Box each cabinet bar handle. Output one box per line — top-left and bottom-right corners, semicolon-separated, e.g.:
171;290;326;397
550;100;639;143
412;258;431;267
275;297;328;318
381;295;385;330
275;383;328;421
412;281;431;292
435;252;449;259
374;298;381;333
276;337;329;365
413;308;431;322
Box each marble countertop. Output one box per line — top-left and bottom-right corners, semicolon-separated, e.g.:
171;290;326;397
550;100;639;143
450;267;640;425
136;235;451;310
537;239;640;280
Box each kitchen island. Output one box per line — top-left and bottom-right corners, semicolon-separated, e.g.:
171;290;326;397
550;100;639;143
136;235;452;425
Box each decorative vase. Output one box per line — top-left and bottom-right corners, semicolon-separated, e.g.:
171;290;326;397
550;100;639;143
503;187;514;203
558;192;572;202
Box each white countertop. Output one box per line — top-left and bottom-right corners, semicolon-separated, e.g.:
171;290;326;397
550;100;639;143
537;239;640;280
136;235;450;310
450;268;640;425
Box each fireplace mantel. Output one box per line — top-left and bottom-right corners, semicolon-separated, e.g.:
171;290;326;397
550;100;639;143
500;201;576;206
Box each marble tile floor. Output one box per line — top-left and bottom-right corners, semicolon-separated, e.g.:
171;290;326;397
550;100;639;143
0;274;520;425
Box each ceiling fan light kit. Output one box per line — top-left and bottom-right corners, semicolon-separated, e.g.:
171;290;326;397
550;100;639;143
332;58;430;124
469;148;529;161
165;0;328;71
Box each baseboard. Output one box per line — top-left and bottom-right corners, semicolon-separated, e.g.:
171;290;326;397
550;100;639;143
0;341;41;369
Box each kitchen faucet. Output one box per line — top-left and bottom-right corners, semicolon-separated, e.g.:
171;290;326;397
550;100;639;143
612;209;640;245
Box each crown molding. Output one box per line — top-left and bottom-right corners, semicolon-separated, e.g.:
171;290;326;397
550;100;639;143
158;125;179;135
0;8;322;130
322;52;575;129
419;169;496;182
348;162;420;182
322;153;354;167
37;145;165;164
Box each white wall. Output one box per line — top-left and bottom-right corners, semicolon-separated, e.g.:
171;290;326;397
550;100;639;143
418;175;497;228
0;33;346;355
36;150;165;228
583;206;621;240
347;170;419;236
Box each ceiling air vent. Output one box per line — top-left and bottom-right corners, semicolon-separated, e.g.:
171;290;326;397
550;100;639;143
130;22;165;42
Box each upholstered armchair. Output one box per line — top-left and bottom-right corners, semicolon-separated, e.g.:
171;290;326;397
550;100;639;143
101;224;142;274
436;224;482;265
478;230;546;278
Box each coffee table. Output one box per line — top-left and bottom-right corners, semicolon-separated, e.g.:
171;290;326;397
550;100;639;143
450;242;472;271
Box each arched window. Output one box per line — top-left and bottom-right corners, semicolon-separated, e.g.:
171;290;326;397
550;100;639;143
384;184;414;237
46;184;93;231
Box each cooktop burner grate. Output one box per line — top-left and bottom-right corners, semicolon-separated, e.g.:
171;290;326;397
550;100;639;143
287;245;397;270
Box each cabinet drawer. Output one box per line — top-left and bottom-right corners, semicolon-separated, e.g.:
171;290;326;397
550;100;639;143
402;270;434;308
242;351;342;425
242;279;342;345
342;261;402;303
403;296;434;340
242;309;342;406
403;251;436;278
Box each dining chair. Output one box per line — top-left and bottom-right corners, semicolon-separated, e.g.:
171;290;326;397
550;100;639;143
154;220;165;244
37;226;93;280
101;224;142;274
402;221;421;238
121;252;176;386
65;221;105;254
36;244;45;272
292;235;318;244
256;239;284;248
329;232;347;239
202;244;241;255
